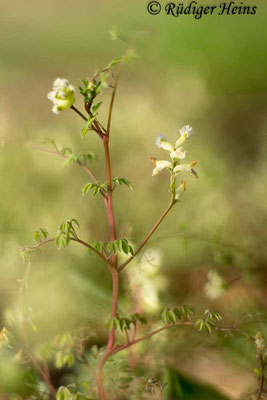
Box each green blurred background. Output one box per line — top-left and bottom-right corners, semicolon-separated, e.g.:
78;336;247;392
1;0;267;398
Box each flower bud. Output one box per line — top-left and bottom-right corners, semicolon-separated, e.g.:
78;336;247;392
48;78;75;114
175;180;186;201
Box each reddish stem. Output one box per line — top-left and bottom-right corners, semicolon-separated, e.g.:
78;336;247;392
96;136;119;400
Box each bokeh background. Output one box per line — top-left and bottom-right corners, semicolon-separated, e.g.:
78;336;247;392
0;0;267;398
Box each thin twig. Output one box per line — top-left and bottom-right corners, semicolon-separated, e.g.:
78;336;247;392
119;196;175;272
29;142;107;199
106;39;134;138
256;353;265;400
26;237;114;272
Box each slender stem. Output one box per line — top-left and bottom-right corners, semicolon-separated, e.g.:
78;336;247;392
18;321;56;398
107;269;119;350
26;237;114;272
71;105;87;121
256;353;265;400
106;40;134;138
119;196;175;272
77;161;107;199
107;322;252;362
72;104;104;138
96;124;119;400
27;350;56;398
29;142;107;199
75;237;114;273
103;136;117;263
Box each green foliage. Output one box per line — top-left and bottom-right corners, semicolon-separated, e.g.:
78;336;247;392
33;228;49;243
112;177;133;191
78;152;96;164
161;305;194;324
108;57;123;68
107;313;147;332
81;116;97;138
88;240;105;255
195;310;222;334
82;182;107;196
18;247;30;264
56;219;80;249
56;385;94;400
107;239;134;255
36;332;75;369
109;25;120;41
64;154;78;168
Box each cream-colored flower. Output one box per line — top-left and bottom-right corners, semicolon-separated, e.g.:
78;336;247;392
47;78;75;114
155;134;174;152
173;160;198;178
175;125;194;148
151;158;173;176
170;147;186;160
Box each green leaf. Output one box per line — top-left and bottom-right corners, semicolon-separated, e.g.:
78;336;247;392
112;177;133;191
121;238;133;255
161;308;168;324
19;248;30;264
33;231;42;243
43;138;58;152
195;319;204;332
64;154;77;168
82;182;104;197
82;183;95;195
92;102;102;115
173;308;183;320
168;310;177;324
88;241;105;254
81;116;96;138
205;321;212;334
108;57;122;69
39;228;49;238
78;152;96;164
71;219;80;228
109;25;119;41
107;317;118;331
59;147;72;156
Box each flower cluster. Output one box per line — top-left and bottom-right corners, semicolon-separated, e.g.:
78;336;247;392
47;78;75;114
151;125;198;201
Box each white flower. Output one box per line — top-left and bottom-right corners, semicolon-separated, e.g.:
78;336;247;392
180;125;194;139
175;125;194;148
204;270;227;300
170;147;186;160
47;78;75;114
173;160;198;178
155;134;174;153
175;180;186;201
151;158;173;176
